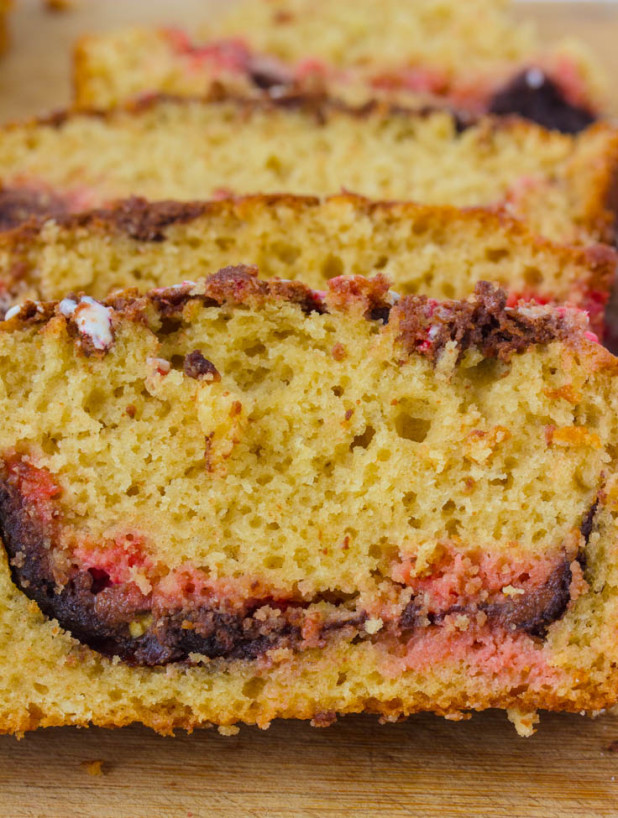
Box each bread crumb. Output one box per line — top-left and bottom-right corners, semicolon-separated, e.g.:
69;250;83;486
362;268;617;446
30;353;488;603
128;614;152;638
364;617;383;635
507;708;539;737
310;710;337;727
453;614;471;631
443;711;471;721
81;759;104;776
218;725;240;736
502;584;525;597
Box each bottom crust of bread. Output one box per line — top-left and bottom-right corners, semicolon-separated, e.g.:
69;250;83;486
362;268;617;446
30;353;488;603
0;534;616;739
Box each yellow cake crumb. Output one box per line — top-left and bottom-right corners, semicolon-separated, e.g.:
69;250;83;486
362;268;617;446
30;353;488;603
81;760;104;776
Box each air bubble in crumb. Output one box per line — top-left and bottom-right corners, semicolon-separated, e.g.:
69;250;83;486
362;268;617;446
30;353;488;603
81;760;104;776
218;725;240;736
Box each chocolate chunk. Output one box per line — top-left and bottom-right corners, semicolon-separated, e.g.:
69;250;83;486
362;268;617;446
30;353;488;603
151;606;301;663
580;500;598;544
368;306;392;324
399;599;420;630
395;281;577;364
183;350;221;382
482;557;572;638
247;55;295;91
488;69;596;134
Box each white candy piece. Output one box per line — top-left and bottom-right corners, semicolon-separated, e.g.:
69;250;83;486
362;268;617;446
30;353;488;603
74;296;114;350
3;304;22;321
4;302;48;321
152;280;198;295
3;296;114;351
146;357;171;375
168;280;198;292
69;296;114;350
59;298;77;317
512;304;547;319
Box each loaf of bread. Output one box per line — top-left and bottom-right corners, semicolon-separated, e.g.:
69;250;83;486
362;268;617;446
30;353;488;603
0;195;614;335
1;268;617;736
73;0;605;133
0;95;617;244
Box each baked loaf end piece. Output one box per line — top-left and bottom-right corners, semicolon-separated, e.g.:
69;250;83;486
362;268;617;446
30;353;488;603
0;268;618;736
72;21;603;134
0;95;617;244
0;195;614;335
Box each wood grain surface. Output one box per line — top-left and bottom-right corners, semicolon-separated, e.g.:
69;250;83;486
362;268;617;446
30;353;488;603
1;3;618;817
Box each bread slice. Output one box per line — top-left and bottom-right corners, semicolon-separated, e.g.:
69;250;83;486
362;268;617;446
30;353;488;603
0;195;614;336
73;6;605;133
0;95;617;245
0;267;617;736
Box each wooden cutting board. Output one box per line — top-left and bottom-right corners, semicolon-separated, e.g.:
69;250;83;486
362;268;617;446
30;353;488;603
1;3;618;816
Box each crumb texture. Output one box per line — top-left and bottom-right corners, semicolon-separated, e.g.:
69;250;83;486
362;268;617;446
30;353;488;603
0;196;613;333
0;99;616;244
0;274;617;733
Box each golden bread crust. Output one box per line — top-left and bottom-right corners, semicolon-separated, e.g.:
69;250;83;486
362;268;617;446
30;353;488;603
0;193;614;335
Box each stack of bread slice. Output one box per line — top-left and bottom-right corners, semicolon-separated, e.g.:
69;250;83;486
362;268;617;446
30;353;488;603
0;0;618;738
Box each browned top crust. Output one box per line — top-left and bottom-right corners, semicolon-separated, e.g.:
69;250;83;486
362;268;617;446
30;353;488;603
393;281;590;362
2;193;614;279
1;267;593;364
51;194;326;240
19;90;478;133
146;264;326;317
71;197;211;243
6;188;616;267
0;188;71;231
